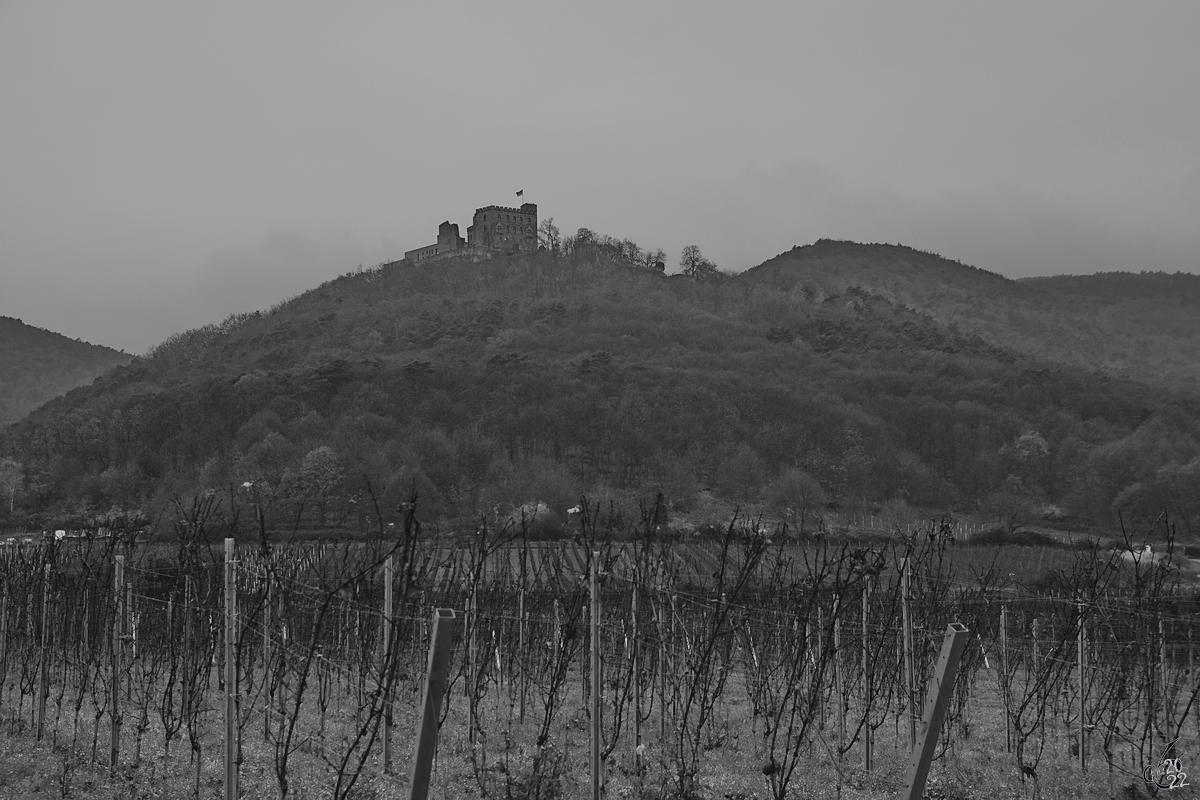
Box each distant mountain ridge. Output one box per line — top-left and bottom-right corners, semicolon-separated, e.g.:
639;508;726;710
0;316;132;425
743;239;1200;387
1023;270;1200;304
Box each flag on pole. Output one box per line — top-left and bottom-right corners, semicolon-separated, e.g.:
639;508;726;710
516;190;523;197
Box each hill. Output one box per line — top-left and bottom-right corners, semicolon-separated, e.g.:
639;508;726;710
0;316;132;425
744;240;1200;387
2;243;1199;538
1021;271;1200;377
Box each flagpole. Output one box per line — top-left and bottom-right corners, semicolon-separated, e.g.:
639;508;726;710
516;189;525;249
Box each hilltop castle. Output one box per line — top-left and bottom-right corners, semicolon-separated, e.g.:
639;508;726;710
404;202;538;263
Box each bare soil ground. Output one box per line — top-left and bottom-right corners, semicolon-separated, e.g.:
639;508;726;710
0;665;1184;799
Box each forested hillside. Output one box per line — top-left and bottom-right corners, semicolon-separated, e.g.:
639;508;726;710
0;316;132;425
2;242;1199;537
748;240;1200;387
1022;271;1200;368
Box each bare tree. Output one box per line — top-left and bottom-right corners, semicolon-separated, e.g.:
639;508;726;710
0;458;21;514
678;245;717;280
642;248;666;272
538;217;561;254
762;468;827;538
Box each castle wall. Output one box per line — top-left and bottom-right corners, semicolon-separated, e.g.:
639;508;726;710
406;202;537;263
404;242;443;262
399;247;494;265
405;220;467;261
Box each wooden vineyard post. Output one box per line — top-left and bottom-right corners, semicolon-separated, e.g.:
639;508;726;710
182;574;191;754
468;587;477;745
409;608;457;800
36;562;50;741
1078;602;1086;772
901;557;915;750
553;597;561;653
420;590;428;642
552;594;563;720
835;599;844;786
902;623;970;800
495;624;503;713
126;577;135;665
0;586;7;714
670;592;678;729
657;594;666;744
590;551;602;800
111;553;125;773
517;583;526;721
343;588;352;663
82;586;90;687
817;605;825;729
518;542;527;723
833;599;844;781
1001;605;1010;753
1159;616;1169;728
1032;615;1041;667
263;575;272;742
894;615;902;748
581;601;588;708
224;538;238;800
632;579;642;770
862;582;872;771
382;555;394;774
25;582;33;641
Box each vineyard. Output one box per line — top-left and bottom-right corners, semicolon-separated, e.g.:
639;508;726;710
1;499;1198;800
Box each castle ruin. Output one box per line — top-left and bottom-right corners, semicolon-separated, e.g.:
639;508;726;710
404;202;538;262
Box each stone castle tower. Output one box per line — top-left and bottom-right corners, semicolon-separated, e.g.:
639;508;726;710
467;203;538;251
404;202;537;263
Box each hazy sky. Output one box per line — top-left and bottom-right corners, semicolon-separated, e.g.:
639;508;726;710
2;2;1198;354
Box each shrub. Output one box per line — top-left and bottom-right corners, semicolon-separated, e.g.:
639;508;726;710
1039;503;1066;521
968;528;1067;549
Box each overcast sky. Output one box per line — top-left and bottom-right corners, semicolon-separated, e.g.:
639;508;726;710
2;2;1198;354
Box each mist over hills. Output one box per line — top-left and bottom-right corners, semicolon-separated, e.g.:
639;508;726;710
0;316;132;426
2;240;1198;538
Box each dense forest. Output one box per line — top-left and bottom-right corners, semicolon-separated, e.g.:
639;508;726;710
0;316;132;425
2;238;1199;538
